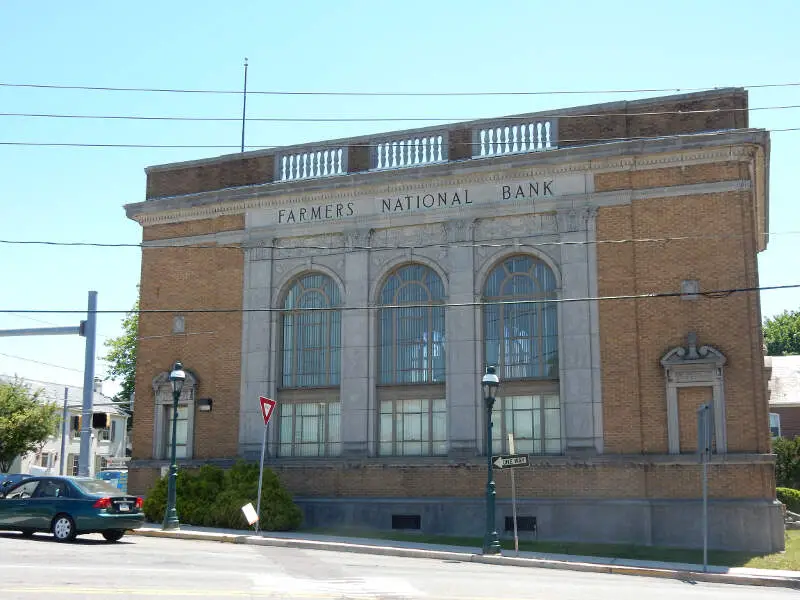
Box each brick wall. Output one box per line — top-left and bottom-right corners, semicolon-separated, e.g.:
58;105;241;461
273;462;772;500
146;155;275;200
594;162;750;193
142;214;245;242
131;218;244;463
559;90;747;149
772;406;800;439
129;461;774;501
596;185;770;457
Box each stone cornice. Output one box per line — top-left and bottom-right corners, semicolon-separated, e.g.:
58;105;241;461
127;132;767;227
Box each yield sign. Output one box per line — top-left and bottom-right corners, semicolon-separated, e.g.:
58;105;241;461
259;396;277;426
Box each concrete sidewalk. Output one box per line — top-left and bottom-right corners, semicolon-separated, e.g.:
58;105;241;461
130;524;800;589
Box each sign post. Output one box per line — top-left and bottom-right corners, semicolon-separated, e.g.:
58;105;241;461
508;434;519;556
697;402;715;573
255;396;277;534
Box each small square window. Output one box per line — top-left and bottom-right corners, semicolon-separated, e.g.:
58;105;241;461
172;316;185;334
681;280;700;300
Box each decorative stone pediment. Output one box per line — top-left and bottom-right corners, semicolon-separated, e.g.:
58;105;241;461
152;369;199;393
661;332;726;370
660;332;727;454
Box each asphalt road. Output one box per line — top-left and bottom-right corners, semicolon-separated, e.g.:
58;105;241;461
0;532;793;599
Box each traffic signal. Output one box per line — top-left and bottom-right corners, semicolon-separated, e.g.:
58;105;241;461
92;412;110;429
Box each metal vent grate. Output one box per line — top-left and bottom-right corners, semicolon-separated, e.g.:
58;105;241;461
505;516;537;532
391;514;421;530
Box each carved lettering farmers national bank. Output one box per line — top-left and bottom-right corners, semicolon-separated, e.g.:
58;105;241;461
126;88;779;554
256;176;569;230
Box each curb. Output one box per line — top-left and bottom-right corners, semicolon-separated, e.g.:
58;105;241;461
130;528;800;590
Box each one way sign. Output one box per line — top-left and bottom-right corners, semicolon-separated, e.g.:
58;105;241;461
492;454;530;469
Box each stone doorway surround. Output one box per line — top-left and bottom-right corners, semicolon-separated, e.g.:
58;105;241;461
661;332;727;454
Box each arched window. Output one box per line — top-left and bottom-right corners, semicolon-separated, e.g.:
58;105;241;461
483;255;561;455
281;273;341;388
378;264;446;456
484;255;558;380
379;264;446;384
278;273;341;457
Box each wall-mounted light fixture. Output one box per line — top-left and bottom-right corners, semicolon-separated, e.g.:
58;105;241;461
198;398;213;412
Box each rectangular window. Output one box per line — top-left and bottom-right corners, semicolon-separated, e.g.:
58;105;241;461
111;421;117;443
379;398;447;456
278;402;341;457
70;454;79;476
71;415;81;439
163;405;190;459
98;428;110;442
39;452;51;468
770;413;781;439
492;395;561;455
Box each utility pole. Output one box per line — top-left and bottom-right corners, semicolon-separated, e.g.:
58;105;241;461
241;58;249;152
78;291;97;477
59;387;68;475
0;290;98;477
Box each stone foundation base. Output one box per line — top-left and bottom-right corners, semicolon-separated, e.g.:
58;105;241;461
296;497;785;553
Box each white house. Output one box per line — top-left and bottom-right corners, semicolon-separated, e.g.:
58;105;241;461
1;376;130;476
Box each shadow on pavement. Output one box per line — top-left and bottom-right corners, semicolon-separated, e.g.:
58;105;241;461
0;531;134;545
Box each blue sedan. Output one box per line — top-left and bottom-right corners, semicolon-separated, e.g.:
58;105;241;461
0;475;144;542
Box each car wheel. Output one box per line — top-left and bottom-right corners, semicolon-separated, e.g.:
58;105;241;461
20;529;34;537
102;530;125;543
52;514;76;542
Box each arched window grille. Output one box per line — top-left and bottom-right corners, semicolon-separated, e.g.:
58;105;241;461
483;255;558;380
281;273;342;389
378;264;446;384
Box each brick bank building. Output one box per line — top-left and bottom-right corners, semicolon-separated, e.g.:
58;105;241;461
125;89;781;551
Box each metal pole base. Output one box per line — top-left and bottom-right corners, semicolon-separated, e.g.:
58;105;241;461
482;535;502;555
162;510;180;531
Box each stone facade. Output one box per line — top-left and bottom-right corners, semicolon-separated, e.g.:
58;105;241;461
125;89;780;551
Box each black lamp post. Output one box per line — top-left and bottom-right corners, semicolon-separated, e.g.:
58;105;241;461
162;361;186;531
481;365;502;555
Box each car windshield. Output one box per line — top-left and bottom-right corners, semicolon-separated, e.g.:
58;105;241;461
0;474;28;488
71;478;123;496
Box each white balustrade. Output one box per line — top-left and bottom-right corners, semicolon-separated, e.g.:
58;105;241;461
278;148;346;181
474;120;557;158
373;134;446;170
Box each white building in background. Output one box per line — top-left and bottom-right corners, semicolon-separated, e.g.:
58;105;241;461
1;376;130;476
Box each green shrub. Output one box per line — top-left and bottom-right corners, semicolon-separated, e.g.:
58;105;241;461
777;487;800;513
774;437;800;489
142;461;302;531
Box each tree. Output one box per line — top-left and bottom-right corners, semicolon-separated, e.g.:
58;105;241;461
774;436;800;489
103;299;138;413
0;379;61;473
764;309;800;356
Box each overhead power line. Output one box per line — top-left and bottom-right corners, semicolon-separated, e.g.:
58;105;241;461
0;126;791;150
0;231;798;254
0;283;797;315
2;81;800;96
0;352;83;373
2;104;799;123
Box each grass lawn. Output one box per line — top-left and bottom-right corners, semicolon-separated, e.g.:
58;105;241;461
303;528;800;571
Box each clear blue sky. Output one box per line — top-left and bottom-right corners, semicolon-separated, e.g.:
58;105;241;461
1;0;799;396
